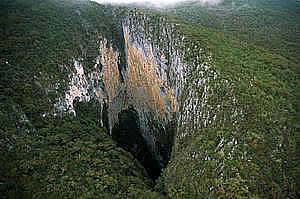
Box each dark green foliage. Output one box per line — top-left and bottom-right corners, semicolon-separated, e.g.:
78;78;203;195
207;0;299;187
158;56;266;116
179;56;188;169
0;0;163;198
0;116;164;198
1;0;299;198
167;0;300;63
160;11;300;199
0;0;127;127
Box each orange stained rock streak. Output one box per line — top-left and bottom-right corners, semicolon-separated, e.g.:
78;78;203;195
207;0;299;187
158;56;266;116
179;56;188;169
165;88;176;113
100;40;120;102
124;27;176;118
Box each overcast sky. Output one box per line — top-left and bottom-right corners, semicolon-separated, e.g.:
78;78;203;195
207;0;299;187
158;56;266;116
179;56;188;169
91;0;224;7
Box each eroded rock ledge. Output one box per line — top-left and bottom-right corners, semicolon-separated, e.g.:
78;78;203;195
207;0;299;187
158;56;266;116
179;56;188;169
56;10;218;177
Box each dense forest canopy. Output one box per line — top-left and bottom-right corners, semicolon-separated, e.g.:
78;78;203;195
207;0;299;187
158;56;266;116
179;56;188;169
0;0;299;198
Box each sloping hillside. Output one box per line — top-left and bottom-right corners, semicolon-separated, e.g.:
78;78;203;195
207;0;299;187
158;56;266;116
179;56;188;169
167;0;300;63
0;0;299;198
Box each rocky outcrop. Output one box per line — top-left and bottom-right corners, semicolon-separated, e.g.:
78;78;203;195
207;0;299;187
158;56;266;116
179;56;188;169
55;9;238;173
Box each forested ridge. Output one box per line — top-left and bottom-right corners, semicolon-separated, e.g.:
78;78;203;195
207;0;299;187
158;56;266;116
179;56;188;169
0;0;299;198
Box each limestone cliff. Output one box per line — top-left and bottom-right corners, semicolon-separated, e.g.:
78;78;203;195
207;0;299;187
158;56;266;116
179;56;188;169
2;0;299;198
54;9;223;170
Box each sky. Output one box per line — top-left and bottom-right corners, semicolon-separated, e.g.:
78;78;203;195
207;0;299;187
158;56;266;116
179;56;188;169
91;0;224;7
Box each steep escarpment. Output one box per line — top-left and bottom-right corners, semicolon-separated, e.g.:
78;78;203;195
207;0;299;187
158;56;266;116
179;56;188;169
54;9;188;176
0;0;182;195
162;22;300;198
0;0;162;197
1;0;299;198
55;9;221;178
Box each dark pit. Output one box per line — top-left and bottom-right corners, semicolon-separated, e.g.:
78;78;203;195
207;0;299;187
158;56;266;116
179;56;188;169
112;108;166;181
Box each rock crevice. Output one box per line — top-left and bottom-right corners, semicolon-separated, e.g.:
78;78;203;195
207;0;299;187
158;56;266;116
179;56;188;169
56;10;218;177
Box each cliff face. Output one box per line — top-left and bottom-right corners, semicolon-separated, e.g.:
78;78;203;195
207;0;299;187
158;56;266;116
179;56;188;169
2;0;299;198
55;9;223;170
53;7;299;198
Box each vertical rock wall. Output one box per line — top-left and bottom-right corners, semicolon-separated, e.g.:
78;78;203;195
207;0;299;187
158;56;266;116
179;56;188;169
55;9;237;169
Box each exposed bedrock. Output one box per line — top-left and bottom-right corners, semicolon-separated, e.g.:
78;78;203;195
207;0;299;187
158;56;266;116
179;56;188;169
57;10;219;177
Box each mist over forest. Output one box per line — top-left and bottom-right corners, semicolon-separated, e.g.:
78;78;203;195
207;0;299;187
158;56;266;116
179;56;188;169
91;0;224;7
1;0;299;198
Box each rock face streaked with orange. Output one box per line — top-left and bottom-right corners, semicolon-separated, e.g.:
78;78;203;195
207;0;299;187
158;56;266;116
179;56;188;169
57;10;216;167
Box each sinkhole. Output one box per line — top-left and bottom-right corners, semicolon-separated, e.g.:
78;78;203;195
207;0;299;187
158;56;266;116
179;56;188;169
111;108;175;181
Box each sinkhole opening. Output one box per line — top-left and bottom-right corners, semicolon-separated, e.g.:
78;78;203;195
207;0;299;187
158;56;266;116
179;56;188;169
112;108;174;181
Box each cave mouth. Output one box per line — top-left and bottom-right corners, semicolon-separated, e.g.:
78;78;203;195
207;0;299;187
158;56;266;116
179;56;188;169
112;108;167;181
